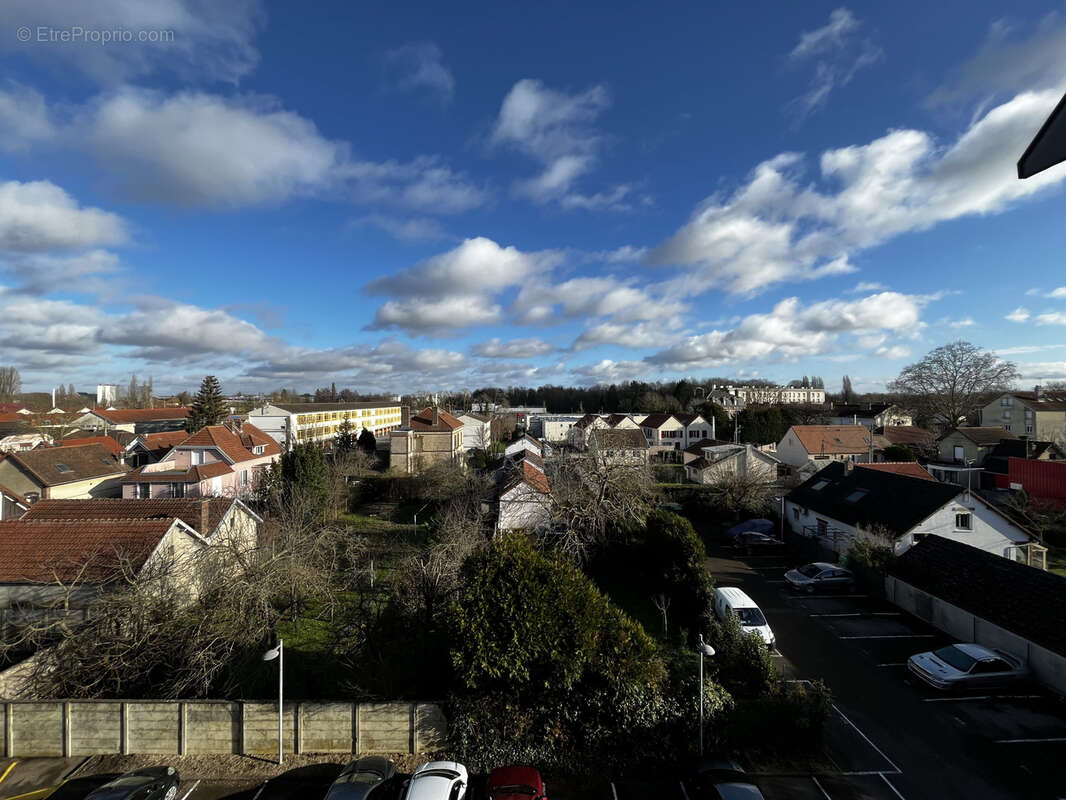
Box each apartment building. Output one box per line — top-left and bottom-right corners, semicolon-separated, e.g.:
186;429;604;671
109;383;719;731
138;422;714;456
247;401;404;450
980;388;1066;441
389;407;464;474
710;384;826;405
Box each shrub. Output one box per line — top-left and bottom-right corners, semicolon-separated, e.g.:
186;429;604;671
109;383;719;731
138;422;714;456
636;510;715;635
705;612;778;699
724;680;831;752
447;535;672;770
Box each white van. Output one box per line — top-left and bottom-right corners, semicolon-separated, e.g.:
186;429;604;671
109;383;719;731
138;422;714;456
713;586;775;649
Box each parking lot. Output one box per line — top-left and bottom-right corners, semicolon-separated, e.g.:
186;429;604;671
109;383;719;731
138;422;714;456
710;541;1066;799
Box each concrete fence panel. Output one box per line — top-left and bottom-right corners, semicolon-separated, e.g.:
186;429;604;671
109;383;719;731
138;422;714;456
127;702;182;755
0;700;445;758
70;702;122;755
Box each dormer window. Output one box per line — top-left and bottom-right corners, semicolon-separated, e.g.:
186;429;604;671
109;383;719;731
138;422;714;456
253;444;265;455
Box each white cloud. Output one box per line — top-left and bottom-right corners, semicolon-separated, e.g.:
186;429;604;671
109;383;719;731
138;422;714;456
1036;312;1066;325
382;42;455;105
471;337;554;359
491;79;621;208
847;281;886;293
367;237;562;297
0;84;55;149
350;214;451;242
515;276;687;325
0;180;127;252
645;291;925;369
949;317;976;328
367;296;502;333
1;249;120;294
1050;287;1066;299
572;321;682;351
650;89;1066;295
595;245;649;263
929;14;1066;107
1016;361;1066;381
787;8;882;120
0;0;264;84
1006;307;1031;322
570;359;654;384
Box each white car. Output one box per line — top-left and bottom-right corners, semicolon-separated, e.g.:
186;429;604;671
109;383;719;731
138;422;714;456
403;762;469;800
907;643;1029;691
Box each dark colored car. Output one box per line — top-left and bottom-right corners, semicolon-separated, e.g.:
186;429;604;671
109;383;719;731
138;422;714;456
325;757;398;800
485;767;546;800
735;531;781;554
784;562;855;592
690;758;765;800
83;768;180;800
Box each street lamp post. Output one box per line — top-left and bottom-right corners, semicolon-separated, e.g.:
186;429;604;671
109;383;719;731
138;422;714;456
696;634;716;757
262;640;284;765
413;502;431;543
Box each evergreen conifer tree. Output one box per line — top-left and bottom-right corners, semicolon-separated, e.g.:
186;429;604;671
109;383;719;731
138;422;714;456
187;375;228;432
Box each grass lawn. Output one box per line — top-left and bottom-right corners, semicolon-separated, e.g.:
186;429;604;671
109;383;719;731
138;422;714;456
1046;546;1066;577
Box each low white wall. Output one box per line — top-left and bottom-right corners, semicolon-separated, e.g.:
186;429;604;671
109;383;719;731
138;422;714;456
886;576;1066;695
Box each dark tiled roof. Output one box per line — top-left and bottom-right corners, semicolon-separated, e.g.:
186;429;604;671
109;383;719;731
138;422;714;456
987;439;1063;461
787;461;960;536
6;444;127;487
591;428;649;450
640;413;677;429
23;497;234;535
878;426;937;447
55;435;123;457
572;413;602;430
0;518;177;583
1009;391;1066;411
856;462;936;481
890;536;1066;656
948;427;1019;446
91;407;191;424
135;431;191;459
684;438;731;456
268;401;399;413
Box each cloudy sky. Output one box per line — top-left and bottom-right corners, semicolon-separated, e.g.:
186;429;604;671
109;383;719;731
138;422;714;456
3;1;1066;395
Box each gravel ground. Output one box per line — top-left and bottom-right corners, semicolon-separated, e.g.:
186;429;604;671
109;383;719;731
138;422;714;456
80;752;443;781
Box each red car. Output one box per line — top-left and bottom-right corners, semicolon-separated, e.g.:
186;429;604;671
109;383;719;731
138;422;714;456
485;767;546;800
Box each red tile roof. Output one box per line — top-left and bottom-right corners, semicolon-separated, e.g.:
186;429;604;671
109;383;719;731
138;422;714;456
878;426;937;447
177;423;279;463
789;425;873;455
91;407;191;424
856;462;936;482
55;435;123;457
502;459;550;495
409;407;463;431
23;497;235;535
137;431;191;458
0;518;178;583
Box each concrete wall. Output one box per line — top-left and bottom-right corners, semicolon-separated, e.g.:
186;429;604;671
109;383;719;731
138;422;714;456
0;700;445;757
886;576;1066;695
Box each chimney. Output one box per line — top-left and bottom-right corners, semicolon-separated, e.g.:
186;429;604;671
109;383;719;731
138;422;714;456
1035;384;1043;400
431;407;439;426
200;498;210;534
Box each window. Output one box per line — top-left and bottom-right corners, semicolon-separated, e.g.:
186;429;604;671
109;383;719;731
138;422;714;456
136;483;151;499
811;479;829;491
792;507;801;521
1026;425;1034;434
1002;409;1011;420
253;444;265;455
1001;396;1013;406
845;489;868;503
1005;424;1012;431
240;470;249;487
955;512;972;530
54;463;72;473
169;482;186;498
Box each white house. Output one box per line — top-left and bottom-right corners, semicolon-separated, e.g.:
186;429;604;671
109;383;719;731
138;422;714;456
825;404;912;428
0;434;51;453
777;425;876;467
785;461;1033;560
639;413;687;453
675;413;716;446
504;434;548;460
497;454;551;532
455;412;492;452
531;414;584;443
685;444;781;484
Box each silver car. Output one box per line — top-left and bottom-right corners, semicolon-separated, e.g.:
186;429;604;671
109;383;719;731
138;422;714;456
907;643;1029;691
784;562;855;592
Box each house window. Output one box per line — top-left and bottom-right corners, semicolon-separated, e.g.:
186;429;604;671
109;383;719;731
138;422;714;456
169;482;186;498
792;507;801;521
1004;425;1012;432
955;512;972;531
240;470;249;487
253;444;265;455
136;483;151;499
1026;425;1034;434
54;463;72;473
1001;396;1013;406
191;450;204;466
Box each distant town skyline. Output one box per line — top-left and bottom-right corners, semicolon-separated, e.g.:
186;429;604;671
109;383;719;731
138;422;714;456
2;1;1066;394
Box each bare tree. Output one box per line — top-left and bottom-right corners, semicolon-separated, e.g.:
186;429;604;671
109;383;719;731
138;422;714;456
889;341;1019;429
704;471;776;520
0;366;21;401
651;593;671;639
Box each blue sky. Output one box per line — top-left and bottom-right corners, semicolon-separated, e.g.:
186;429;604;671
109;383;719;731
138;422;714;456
3;1;1066;395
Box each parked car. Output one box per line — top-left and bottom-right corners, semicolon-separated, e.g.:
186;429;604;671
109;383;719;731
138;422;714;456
907;643;1029;691
83;769;180;800
326;757;398;800
722;519;774;542
713;586;775;648
690;757;766;800
485;766;546;800
784;562;855;593
403;762;468;800
736;531;780;554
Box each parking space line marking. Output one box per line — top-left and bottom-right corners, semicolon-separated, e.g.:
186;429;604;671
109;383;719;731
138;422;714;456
995;737;1066;743
679;780;690;800
177;781;200;800
810;612;904;618
765;580;788;584
811;775;832;799
880;774;906;800
840;770;897;776
876;662;906;667
610;783;619;800
810;612;862;617
253;781;268;800
923;694;1041;702
801;594;868;599
0;762;18;786
831;703;902;774
840;634;936;639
